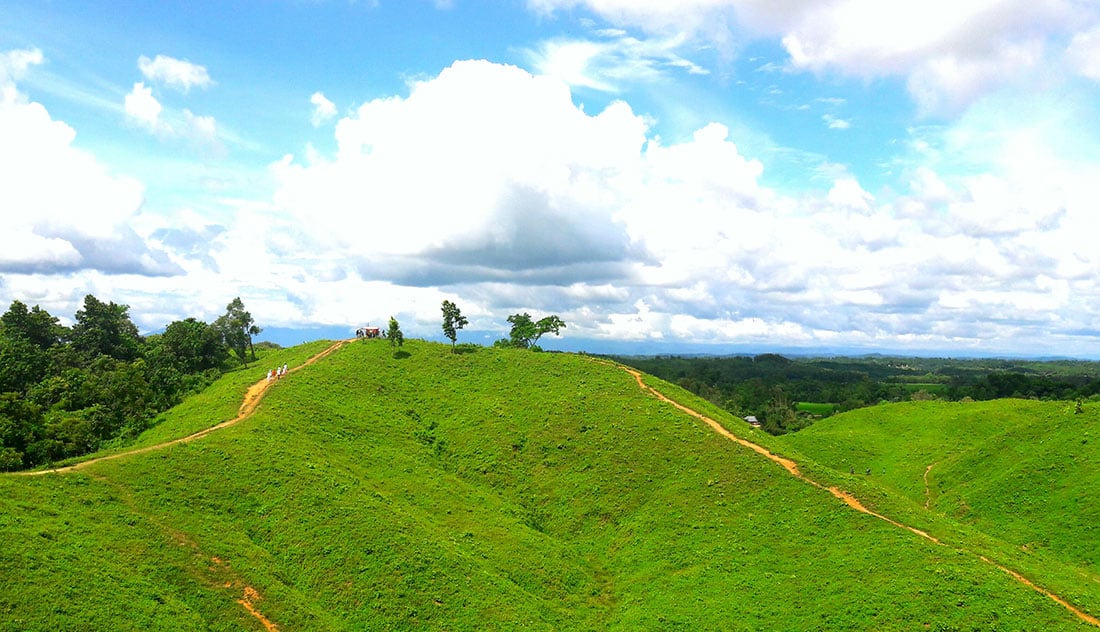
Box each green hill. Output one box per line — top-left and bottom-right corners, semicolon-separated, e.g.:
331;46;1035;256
2;340;1098;630
779;399;1100;612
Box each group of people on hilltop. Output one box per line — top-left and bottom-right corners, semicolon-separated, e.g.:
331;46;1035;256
267;363;289;382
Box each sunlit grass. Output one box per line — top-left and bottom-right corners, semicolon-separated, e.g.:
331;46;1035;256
2;339;1096;630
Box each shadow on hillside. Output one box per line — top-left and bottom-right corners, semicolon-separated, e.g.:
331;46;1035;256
453;344;480;355
393;350;411;360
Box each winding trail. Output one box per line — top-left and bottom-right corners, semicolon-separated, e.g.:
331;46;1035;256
611;363;1100;629
923;462;938;509
15;339;350;477
10;338;351;631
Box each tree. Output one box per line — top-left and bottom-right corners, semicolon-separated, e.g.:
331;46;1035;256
70;295;142;361
215;297;261;365
387;316;404;352
1;300;64;350
440;300;468;352
532;315;566;347
159;317;227;372
506;313;537;348
506;313;567;349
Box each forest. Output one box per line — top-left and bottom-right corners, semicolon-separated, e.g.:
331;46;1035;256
609;353;1100;434
0;295;264;470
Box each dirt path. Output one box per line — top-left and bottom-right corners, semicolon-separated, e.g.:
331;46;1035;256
612;363;1100;629
923;462;937;509
10;339;350;629
15;339;349;477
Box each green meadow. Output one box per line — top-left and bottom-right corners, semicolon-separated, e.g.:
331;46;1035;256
2;340;1098;630
779;399;1100;620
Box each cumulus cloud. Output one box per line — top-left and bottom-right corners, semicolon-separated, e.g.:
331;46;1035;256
124;81;164;129
138;54;213;92
310;91;337;126
260;58;1100;353
0;49;180;277
9;45;1099;354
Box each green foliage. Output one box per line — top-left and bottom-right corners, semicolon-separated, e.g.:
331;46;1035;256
1;300;64;350
386;316;404;352
440;300;468;352
70;294;142;362
2;340;1097;630
614;353;1100;435
214;297;261;365
0;297;239;470
505;312;566;349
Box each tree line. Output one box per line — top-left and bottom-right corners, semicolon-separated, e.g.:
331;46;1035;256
0;295;261;470
611;353;1100;435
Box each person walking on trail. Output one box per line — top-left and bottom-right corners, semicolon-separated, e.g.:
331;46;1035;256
282;363;288;375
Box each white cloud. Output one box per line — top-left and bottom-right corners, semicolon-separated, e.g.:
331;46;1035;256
1066;25;1100;81
531;0;1100;113
1;51;178;277
310;91;337;126
822;114;850;130
138;54;213;92
124;81;163;129
258;58;1100;353
0;48;43;93
123;82;220;146
528;30;708;92
184;109;216;138
8;45;1100;354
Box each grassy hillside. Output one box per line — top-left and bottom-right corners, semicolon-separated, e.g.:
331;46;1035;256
2;340;1097;630
779;399;1100;598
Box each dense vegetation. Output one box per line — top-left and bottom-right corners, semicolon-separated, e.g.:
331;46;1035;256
611;353;1100;434
0;296;264;470
2;339;1097;630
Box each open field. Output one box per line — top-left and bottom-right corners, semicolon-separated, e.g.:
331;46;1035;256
2;340;1098;630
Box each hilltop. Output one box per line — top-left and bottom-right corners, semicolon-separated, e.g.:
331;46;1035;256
2;339;1098;630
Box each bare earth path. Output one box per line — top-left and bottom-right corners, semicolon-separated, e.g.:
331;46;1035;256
9;339;350;631
612;363;1100;629
924;462;938;509
15;339;350;477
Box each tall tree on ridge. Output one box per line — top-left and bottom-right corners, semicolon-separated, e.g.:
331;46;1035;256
441;300;468;352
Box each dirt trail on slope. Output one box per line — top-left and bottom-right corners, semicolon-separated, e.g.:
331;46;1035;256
923;462;937;509
15;339;349;477
611;363;1100;629
10;340;350;629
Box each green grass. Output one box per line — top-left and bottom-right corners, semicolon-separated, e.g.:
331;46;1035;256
779;399;1100;613
2;340;1098;630
797;401;837;416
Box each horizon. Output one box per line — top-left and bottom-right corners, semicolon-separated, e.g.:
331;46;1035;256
252;326;1100;362
3;2;1100;357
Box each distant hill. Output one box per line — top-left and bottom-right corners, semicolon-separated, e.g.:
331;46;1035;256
2;340;1098;630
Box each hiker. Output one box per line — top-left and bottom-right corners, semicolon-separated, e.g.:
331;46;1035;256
267;369;273;382
282;363;288;375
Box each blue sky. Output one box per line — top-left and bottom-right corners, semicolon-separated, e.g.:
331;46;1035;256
3;0;1100;356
